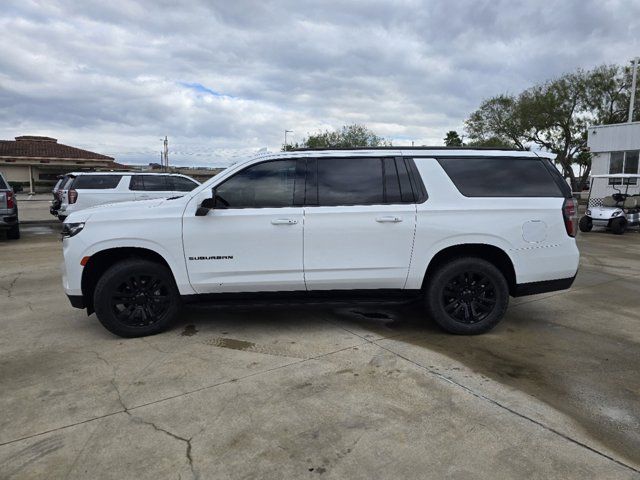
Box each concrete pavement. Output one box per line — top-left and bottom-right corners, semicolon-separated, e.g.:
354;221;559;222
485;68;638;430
0;226;639;479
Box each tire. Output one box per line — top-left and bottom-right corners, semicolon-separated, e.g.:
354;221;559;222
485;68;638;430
7;224;20;240
610;217;627;235
578;216;592;232
93;259;180;338
425;257;509;335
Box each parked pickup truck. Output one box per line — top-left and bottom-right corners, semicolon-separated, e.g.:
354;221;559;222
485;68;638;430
0;172;19;240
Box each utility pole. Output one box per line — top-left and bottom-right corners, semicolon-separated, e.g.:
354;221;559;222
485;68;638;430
284;130;293;150
629;57;638;123
163;136;169;171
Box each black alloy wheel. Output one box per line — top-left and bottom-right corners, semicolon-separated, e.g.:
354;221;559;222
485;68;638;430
94;259;180;337
441;271;497;324
425;257;509;335
111;274;171;327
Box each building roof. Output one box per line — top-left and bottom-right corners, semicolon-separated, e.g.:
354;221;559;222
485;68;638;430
0;136;114;161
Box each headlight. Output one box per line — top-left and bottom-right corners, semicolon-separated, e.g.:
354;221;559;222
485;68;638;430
586;209;591;216
61;222;85;238
612;210;622;217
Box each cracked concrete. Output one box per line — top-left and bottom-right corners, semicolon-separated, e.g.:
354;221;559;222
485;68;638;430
0;272;21;298
1;224;639;479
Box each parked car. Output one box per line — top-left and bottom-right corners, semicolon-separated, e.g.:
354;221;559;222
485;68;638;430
61;148;579;338
50;174;72;217
56;172;200;220
0;172;19;239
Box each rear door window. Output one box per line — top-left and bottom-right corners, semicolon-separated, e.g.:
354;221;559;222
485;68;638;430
437;157;564;197
130;175;170;191
72;175;122;189
309;157;418;206
316;157;384;206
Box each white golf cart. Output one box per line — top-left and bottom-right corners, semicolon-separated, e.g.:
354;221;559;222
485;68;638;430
579;174;640;235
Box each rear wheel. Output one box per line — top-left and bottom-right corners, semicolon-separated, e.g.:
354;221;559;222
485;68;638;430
578;216;592;232
7;224;20;240
610;217;627;235
425;257;509;335
93;259;180;337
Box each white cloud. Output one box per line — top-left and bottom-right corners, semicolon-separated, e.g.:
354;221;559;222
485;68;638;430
0;0;639;166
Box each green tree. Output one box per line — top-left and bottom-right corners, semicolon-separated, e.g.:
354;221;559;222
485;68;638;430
300;124;391;149
465;64;640;191
444;130;463;146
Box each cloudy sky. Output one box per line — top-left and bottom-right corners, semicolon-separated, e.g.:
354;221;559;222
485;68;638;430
1;0;639;166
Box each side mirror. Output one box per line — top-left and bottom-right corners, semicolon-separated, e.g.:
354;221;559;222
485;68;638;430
195;188;218;216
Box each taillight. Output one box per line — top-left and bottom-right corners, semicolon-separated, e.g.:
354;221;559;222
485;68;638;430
68;189;78;204
6;191;14;209
562;197;578;237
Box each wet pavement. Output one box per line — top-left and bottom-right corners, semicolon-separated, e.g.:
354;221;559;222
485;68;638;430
0;226;639;479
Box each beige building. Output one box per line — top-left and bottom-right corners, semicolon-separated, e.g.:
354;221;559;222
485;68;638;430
0;135;117;192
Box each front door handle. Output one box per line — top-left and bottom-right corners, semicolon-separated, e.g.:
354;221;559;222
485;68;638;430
271;219;298;225
376;216;403;223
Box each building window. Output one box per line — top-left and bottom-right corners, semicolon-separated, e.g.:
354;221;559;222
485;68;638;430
609;151;639;185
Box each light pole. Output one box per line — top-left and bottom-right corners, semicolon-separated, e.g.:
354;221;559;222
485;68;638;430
628;57;638;123
284;130;293;150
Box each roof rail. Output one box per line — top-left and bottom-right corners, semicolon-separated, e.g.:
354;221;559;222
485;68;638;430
289;146;526;152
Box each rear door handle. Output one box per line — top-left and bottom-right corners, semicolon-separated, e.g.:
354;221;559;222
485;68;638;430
271;219;298;225
376;216;402;223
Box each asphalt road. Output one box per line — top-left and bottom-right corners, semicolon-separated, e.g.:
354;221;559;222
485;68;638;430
0;225;639;479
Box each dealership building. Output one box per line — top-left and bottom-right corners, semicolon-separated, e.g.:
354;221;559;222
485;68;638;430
0;135;118;193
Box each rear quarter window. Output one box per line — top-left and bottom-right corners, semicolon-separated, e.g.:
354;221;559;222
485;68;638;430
72;175;122;189
0;176;7;190
437;157;564;197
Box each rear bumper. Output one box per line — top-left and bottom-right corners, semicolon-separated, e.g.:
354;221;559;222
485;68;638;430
66;294;85;309
0;215;18;227
513;274;577;297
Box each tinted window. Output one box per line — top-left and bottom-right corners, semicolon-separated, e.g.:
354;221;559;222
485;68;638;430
317;158;384;205
130;175;170;191
62;176;75;190
437;157;563;197
72;175;122;189
215;160;297;208
0;176;7;190
171;176;198;192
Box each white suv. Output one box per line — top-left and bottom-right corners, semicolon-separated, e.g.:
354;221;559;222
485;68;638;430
61;148;579;337
57;172;200;220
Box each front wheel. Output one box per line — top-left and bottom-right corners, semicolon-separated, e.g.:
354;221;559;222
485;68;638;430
93;259;180;337
578;216;592;232
425;257;509;335
610;217;627;235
